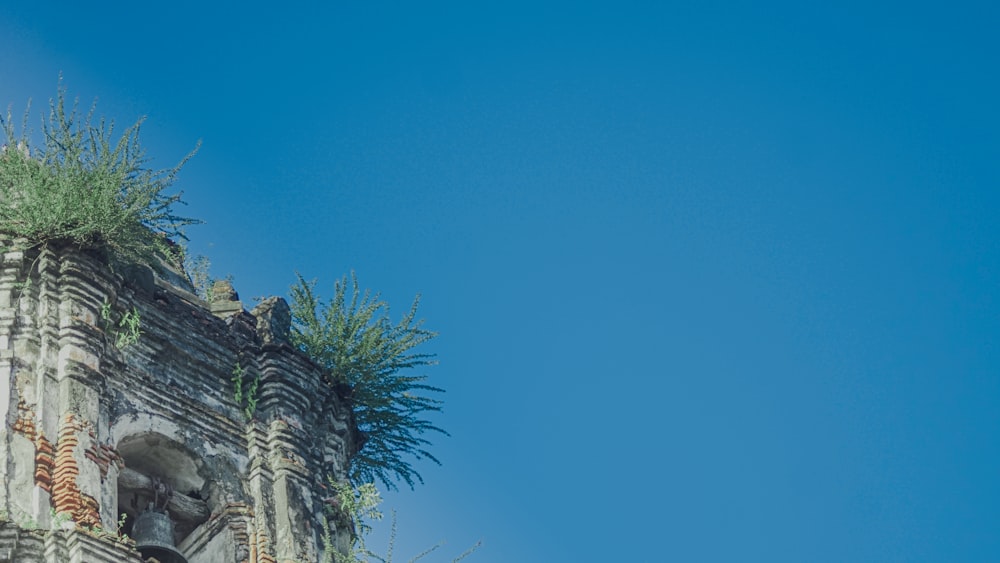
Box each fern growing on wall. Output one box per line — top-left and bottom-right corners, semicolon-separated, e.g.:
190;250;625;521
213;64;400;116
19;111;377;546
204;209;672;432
0;82;199;267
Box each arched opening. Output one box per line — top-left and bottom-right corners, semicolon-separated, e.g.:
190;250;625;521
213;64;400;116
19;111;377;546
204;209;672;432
116;432;211;551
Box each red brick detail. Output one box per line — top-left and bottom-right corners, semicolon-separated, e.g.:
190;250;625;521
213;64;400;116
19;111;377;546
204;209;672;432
34;433;55;492
9;398;57;493
84;441;123;481
11;398;38;441
256;527;276;563
228;507;252;563
51;413;101;527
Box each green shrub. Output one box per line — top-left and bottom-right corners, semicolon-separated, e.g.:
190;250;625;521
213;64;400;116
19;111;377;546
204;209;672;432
0;83;199;267
290;273;446;490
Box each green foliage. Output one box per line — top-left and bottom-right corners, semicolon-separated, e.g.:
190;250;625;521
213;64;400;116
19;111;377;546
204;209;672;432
100;300;142;349
181;251;235;301
333;481;384;563
232;361;260;420
289;273;445;490
183;253;215;299
0;82;200;267
116;307;142;348
323;481;480;563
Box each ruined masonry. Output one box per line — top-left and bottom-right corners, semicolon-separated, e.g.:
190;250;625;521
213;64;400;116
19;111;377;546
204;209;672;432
0;242;361;562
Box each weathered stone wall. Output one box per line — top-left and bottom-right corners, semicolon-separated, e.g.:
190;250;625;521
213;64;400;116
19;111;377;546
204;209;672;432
0;242;359;563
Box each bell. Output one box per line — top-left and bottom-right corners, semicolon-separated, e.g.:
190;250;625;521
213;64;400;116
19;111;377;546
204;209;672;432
132;505;189;563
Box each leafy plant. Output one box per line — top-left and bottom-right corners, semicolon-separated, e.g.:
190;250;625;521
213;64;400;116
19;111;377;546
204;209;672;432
0;81;200;267
49;507;70;528
289;273;445;490
183;252;215;299
323;480;480;563
232;361;260;420
328;481;383;563
182;252;234;301
100;300;142;349
116;307;142;348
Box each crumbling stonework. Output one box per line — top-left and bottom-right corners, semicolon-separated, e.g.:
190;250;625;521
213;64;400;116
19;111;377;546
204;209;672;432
0;242;360;562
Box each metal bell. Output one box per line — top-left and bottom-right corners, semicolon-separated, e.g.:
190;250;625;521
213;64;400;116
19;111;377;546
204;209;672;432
132;505;189;563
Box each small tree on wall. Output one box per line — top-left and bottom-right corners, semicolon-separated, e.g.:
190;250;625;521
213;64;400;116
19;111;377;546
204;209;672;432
289;273;447;490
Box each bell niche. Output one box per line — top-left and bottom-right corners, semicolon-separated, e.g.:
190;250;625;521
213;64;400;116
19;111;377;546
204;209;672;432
115;432;210;562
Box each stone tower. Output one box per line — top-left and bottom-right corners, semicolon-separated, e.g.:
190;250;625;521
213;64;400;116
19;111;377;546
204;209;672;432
0;242;360;562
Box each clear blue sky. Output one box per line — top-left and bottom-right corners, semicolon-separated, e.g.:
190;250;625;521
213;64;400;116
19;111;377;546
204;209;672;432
3;2;999;561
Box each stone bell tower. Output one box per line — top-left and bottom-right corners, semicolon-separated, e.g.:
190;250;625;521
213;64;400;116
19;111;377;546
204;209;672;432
0;241;360;562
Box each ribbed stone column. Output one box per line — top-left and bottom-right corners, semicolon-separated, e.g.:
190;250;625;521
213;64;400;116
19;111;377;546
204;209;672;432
243;418;276;563
0;244;27;519
51;248;115;532
0;244;63;529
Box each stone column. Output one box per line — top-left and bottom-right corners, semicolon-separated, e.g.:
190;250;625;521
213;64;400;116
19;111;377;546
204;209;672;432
268;418;321;562
245;421;277;563
0;244;29;521
254;345;329;562
0;244;62;528
49;248;115;532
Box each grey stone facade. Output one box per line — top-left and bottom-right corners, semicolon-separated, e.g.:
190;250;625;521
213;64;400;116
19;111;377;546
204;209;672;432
0;242;359;562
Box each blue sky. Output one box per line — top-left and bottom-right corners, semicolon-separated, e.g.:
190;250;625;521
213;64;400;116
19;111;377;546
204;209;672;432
3;2;999;561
